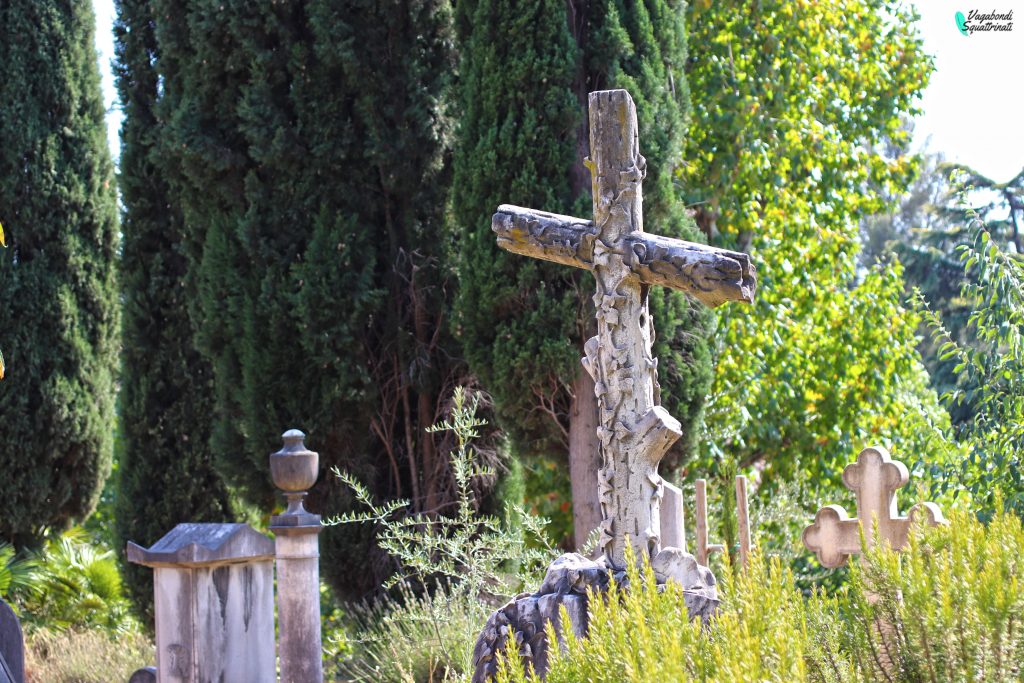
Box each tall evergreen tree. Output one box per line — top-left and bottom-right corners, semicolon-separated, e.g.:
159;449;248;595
113;0;233;621
0;1;119;544
149;0;466;598
452;0;712;546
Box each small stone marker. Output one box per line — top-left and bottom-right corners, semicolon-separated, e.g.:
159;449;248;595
269;429;323;683
127;523;276;683
0;598;23;683
803;446;946;568
735;475;752;570
659;481;686;551
128;667;158;683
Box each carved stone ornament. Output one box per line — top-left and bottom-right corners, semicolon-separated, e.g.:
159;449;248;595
803;446;946;568
471;89;757;682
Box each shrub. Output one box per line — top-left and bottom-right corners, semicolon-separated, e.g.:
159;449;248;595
24;628;152;683
330;583;489;683
844;508;1024;681
495;507;1024;682
330;387;557;682
12;528;137;634
917;228;1024;519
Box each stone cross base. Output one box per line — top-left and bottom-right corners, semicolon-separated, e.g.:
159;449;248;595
471;550;718;682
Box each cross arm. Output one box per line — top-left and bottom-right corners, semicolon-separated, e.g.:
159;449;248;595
492;204;756;307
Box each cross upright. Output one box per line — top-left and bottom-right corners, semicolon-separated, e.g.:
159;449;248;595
802;446;946;568
492;89;756;569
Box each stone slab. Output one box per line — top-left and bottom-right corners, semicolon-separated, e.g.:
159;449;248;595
0;599;23;683
127;523;274;568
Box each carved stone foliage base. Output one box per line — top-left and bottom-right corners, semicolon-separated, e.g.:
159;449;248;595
471;550;719;682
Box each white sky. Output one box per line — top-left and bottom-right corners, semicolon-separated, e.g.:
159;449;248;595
91;0;1023;181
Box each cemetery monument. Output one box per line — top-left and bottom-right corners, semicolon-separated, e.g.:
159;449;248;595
472;88;757;681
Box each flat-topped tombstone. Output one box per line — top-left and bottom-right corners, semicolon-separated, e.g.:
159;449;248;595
0;598;23;683
803;446;946;568
127;523;276;683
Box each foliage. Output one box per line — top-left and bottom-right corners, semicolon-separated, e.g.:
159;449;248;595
330;387;557;681
842;508;1024;681
0;542;36;599
24;628;153;683
332;387;554;602
112;0;233;624
330;583;489;683
872;162;1024;428
452;0;715;505
0;0;120;544
148;0;470;599
684;0;949;488
495;545;831;682
13;528;137;635
918;229;1024;518
495;508;1024;682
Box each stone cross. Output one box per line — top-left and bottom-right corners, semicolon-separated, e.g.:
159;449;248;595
803;446;946;568
493;89;756;568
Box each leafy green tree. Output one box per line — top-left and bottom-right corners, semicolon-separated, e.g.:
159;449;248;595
682;0;949;485
859;160;1023;430
0;0;119;543
920;230;1024;518
452;0;713;546
150;0;469;598
112;0;233;621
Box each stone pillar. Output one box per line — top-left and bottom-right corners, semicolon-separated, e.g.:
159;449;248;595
126;524;276;683
269;429;323;683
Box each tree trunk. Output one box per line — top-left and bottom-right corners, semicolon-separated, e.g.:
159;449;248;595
568;368;602;552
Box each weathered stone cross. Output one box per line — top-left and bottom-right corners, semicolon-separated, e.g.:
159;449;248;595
802;446;946;568
492;90;756;568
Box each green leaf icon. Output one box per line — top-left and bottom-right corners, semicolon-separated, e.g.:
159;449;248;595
956;11;968;35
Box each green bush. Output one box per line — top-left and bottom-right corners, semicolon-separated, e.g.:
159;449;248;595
495;508;1024;682
12;528;138;635
330;583;489;683
330;388;557;682
24;628;152;683
917;228;1024;518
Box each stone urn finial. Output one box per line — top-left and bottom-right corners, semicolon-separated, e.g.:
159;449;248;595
270;429;319;518
269;428;324;683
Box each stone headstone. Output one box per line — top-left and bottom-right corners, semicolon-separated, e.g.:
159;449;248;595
803;446;945;568
127;523;276;683
0;598;24;683
128;667;158;683
659;481;686;551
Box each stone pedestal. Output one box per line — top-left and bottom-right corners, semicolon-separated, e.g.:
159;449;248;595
127;523;276;683
269;429;323;683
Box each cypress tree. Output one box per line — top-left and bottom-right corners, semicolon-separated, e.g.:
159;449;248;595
113;0;233;620
150;0;463;598
452;0;712;545
0;1;119;544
